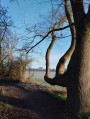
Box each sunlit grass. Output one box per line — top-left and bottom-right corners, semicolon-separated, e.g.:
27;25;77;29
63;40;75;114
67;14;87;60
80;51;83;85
77;113;90;119
29;77;67;101
31;78;63;91
1;89;13;96
48;92;66;102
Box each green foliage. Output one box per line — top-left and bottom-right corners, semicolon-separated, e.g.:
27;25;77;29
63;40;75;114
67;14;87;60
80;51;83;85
0;61;20;82
0;54;32;83
49;93;66;102
4;104;11;109
76;113;90;119
1;88;13;96
1;89;7;95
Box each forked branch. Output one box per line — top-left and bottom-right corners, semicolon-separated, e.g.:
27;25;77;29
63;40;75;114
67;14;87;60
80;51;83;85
56;0;76;76
44;0;76;87
44;71;68;87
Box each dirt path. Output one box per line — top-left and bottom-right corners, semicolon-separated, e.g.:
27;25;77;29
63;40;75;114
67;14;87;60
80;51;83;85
0;83;65;119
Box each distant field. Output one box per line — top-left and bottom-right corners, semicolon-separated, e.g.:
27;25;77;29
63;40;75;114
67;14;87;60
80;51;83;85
27;71;55;79
26;71;65;93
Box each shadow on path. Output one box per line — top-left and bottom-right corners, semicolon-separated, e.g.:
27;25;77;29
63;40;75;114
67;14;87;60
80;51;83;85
0;83;66;119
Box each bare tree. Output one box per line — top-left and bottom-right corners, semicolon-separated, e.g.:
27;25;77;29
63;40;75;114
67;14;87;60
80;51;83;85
45;0;67;77
45;0;90;116
9;0;90;116
26;0;90;116
0;6;12;65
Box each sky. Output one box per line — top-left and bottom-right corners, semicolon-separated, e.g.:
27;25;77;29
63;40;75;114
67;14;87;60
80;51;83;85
1;0;73;69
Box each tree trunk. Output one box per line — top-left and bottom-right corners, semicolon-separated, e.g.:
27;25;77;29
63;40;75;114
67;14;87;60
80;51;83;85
45;32;56;77
22;67;26;82
56;0;76;76
44;0;90;115
19;65;26;82
66;15;90;113
0;42;1;61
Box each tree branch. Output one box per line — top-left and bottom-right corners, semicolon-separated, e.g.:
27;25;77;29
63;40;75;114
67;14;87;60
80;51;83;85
44;71;68;87
45;32;56;77
27;24;74;53
44;0;76;87
55;0;76;76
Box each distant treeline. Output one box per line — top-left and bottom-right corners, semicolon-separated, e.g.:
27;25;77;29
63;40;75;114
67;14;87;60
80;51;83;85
27;68;67;72
27;69;56;72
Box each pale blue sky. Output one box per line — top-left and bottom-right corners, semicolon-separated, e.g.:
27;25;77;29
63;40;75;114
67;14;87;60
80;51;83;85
1;0;73;68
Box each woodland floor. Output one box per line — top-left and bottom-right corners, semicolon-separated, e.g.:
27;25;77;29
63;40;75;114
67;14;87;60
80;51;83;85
0;82;66;119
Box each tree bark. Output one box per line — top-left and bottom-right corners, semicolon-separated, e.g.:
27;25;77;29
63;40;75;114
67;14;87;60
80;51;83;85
19;64;26;82
0;45;1;64
45;16;67;77
45;0;76;87
45;0;90;115
45;32;56;77
44;71;68;87
56;0;76;76
66;9;90;113
70;0;85;28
